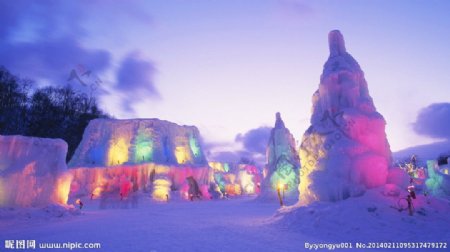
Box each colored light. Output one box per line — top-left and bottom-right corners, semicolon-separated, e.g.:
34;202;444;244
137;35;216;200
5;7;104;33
209;162;224;172
189;134;201;158
0;178;5;206
92;187;103;199
225;184;242;196
239;171;255;194
152;178;171;201
134;135;153;163
226;174;236;184
425;160;444;195
214;173;226;192
108;137;129;166
52;173;72;205
299;133;326;204
223;163;230;172
175;146;192;164
270;160;297;192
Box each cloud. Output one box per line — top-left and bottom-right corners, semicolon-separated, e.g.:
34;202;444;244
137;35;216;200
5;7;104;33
0;1;110;84
0;1;158;114
206;149;265;167
0;1;26;39
235;126;271;155
276;0;314;19
413;103;450;140
0;37;111;85
116;52;159;113
207;151;243;164
203;126;271;167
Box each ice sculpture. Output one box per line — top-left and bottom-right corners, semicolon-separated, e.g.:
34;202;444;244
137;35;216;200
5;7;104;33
0;135;71;207
68;118;210;201
426;160;450;196
261;112;300;201
69;118;207;167
209;162;261;197
299;30;392;204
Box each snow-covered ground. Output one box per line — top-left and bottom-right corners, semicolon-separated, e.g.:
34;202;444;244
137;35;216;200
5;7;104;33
1;196;303;252
272;187;450;244
1;192;449;251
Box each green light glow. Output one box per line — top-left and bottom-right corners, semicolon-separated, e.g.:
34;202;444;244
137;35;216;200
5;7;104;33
223;163;230;172
189;134;201;158
270;160;298;192
425;160;443;195
214;173;226;192
134;131;154;163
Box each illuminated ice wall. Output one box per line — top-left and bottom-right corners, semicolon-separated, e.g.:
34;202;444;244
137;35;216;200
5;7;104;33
425;160;450;196
68;118;210;201
0;135;71;207
261;112;300;201
209;162;261;197
69;118;207;167
299;30;392;205
238;164;261;195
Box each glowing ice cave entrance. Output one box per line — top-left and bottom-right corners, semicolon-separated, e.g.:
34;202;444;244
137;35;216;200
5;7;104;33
134;134;154;163
175;146;192;164
108;137;129;166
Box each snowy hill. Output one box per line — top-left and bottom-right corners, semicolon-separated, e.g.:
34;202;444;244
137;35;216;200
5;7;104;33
393;141;450;162
271;186;450;245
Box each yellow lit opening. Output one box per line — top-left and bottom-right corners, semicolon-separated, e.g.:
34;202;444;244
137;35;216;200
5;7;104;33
108;138;130;166
175;146;191;164
52;173;73;205
152;178;171;201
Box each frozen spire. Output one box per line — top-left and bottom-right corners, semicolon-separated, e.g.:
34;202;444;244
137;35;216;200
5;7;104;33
261;111;300;202
328;30;346;57
274;112;285;128
299;30;392;205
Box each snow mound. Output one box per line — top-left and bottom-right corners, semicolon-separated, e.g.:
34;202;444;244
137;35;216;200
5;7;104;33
270;186;450;242
0;204;80;221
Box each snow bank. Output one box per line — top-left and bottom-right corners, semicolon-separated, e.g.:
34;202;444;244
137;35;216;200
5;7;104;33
271;186;450;242
0;204;80;220
0;135;70;207
299;30;392;204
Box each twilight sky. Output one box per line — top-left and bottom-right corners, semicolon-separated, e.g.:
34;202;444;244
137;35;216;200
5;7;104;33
1;0;449;163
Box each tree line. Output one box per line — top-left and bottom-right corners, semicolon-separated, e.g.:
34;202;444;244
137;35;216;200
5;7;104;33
0;66;109;161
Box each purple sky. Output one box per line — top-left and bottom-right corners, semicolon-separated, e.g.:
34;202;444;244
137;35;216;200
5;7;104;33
1;0;449;163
